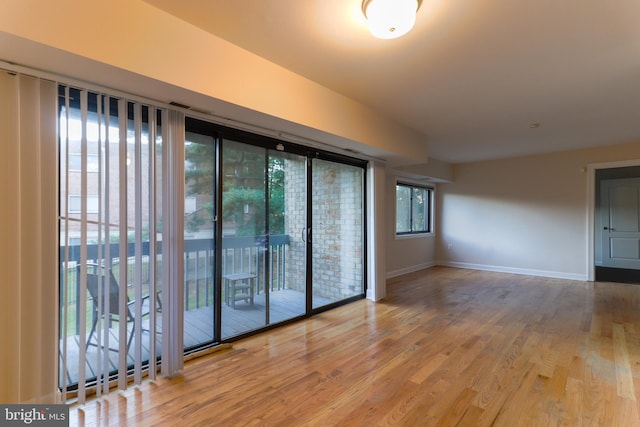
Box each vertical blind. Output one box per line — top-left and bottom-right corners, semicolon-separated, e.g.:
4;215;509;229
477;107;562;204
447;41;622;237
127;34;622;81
58;85;184;402
0;70;58;403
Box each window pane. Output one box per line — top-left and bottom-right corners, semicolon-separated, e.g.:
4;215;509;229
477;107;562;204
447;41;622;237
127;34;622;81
69;153;99;172
396;185;411;233
58;88;161;391
312;159;365;308
68;195;100;214
411;187;428;232
396;184;432;235
184;131;216;348
221;139;267;339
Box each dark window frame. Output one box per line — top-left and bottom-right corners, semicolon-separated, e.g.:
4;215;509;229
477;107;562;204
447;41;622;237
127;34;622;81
396;182;433;236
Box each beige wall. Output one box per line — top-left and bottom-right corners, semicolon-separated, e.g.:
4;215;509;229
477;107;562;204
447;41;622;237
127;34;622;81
385;159;451;277
437;141;640;279
0;0;427;165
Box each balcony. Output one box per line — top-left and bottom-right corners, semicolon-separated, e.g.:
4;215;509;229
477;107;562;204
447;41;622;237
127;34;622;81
59;235;330;388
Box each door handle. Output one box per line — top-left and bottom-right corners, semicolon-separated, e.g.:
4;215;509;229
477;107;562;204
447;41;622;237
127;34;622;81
604;226;615;231
301;227;312;242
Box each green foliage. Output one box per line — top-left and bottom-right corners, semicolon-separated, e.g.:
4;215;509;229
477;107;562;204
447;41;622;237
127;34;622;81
106;231;150;243
184;139;287;236
222;187;266;236
185;202;214;233
185;142;215;196
222;152;286;236
267;157;285;234
184;141;215;233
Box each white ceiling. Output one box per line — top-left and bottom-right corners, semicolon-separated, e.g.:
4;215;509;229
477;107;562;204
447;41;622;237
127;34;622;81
144;0;640;163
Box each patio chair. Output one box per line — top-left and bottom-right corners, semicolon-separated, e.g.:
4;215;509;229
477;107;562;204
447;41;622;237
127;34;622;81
80;263;150;352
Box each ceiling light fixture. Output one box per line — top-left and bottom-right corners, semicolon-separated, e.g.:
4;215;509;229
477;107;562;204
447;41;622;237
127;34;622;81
362;0;422;40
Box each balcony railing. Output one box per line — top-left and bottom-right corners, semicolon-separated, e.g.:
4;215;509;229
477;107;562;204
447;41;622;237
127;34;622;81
59;234;290;336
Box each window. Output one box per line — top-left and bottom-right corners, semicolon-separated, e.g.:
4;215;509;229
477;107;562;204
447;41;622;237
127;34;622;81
68;195;99;213
185;196;197;214
68;153;99;172
396;183;432;235
58;82;367;400
58;85;166;397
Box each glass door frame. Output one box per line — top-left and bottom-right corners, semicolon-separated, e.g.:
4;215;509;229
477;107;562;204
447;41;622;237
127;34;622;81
185;116;368;346
184;116;222;349
308;152;368;316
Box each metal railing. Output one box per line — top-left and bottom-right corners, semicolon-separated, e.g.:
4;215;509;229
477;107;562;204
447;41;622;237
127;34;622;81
59;235;290;336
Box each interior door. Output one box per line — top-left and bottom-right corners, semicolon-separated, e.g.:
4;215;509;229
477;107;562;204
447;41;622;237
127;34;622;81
601;178;640;269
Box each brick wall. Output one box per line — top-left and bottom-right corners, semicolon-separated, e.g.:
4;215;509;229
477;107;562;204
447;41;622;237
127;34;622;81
284;159;364;300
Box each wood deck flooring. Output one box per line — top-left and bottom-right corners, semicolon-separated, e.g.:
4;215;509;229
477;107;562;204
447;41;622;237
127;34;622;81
70;267;640;426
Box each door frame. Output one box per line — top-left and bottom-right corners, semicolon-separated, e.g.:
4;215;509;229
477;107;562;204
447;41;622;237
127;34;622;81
185;116;368;343
587;158;640;281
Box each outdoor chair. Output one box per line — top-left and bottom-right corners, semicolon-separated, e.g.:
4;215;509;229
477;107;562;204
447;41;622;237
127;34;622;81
80;263;151;352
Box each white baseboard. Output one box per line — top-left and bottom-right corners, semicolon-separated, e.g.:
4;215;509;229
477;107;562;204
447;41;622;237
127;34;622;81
437;261;588;281
386;261;437;279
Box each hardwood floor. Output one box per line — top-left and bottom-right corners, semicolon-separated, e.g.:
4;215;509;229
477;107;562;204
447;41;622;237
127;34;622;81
70;267;640;426
61;289;331;387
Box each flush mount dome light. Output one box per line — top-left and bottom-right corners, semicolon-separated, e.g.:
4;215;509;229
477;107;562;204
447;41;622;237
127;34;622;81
362;0;422;39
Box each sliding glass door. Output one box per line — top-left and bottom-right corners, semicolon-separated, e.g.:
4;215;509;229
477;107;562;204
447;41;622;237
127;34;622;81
272;150;307;323
220;139;307;338
61;107;367;390
58;87;163;391
183;129;216;350
180;117;366;345
220;140;267;337
311;159;365;309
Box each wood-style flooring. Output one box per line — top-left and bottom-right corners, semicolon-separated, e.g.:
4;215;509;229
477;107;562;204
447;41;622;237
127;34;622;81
70;267;640;426
62;289;333;387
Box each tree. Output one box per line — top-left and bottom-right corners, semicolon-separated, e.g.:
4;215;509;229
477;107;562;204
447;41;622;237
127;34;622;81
184;139;286;236
185;141;215;233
